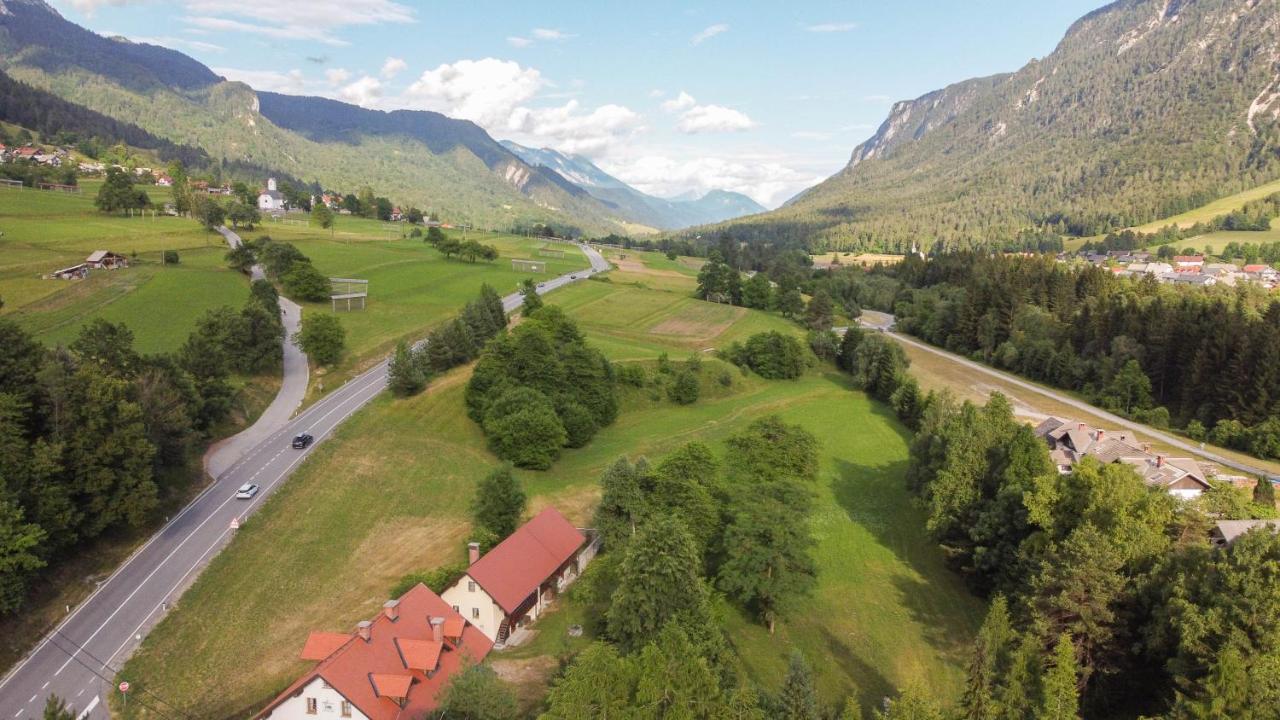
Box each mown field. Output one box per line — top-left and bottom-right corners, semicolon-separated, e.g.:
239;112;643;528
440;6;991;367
117;262;983;719
1130;178;1280;233
244;219;591;380
0;182;247;353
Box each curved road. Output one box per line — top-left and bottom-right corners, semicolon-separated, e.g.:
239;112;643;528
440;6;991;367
0;242;610;720
856;311;1276;480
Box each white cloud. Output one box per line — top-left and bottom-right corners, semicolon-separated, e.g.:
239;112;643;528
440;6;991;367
648;89;665;99
338;76;383;107
602;152;819;208
214;66;307;93
507;36;532;48
691;23;728;45
661;91;696;113
805;22;858;32
677;104;756;133
403;58;545;128
325;67;351;85
508;101;643;156
115;33;226;53
65;0;144;15
180;0;413;45
660;92;754;133
381;57;407;79
531;28;574;41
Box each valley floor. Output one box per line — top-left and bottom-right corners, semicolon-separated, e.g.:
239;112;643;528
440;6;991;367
115;268;983;719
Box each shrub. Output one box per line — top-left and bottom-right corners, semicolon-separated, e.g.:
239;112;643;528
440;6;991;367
617;363;647;387
726;331;807;379
483;388;567;469
667;371;700;405
293;313;345;366
283;262;331;302
686;352;702;373
559;402;600;448
390;562;467;597
162;250;180;265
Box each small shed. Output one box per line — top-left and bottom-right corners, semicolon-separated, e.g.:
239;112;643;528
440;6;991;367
85;251;129;270
50;263;89;280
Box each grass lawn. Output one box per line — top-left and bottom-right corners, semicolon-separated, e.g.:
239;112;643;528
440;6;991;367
117;280;983;719
0;183;248;353
1130;178;1280;233
242;221;591;384
1177;219;1280;255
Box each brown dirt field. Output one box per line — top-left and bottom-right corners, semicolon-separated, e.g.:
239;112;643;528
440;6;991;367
649;306;745;341
490;656;560;713
615;256;691;279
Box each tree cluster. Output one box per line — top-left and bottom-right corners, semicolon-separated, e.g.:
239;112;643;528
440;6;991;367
466;307;616;469
541;419;826;717
424;228;498;263
909;392;1280;717
720;331;809;380
0;302;279;614
890;252;1280;459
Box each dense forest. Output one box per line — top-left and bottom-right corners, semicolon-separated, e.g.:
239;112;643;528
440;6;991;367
909;392;1279;718
807;253;1280;460
0;285;282;615
1081;192;1280;254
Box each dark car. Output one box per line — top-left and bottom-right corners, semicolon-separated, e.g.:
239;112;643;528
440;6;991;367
291;432;314;449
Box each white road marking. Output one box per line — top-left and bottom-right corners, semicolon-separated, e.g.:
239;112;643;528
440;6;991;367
75;690;83;698
27;696;34;704
74;696;99;720
39;684;46;691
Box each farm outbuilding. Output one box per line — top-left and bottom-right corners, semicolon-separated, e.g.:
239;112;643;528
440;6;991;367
85;250;129;269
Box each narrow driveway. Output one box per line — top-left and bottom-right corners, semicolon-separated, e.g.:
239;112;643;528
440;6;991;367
855;312;1276;479
0;241;609;720
206;226;309;478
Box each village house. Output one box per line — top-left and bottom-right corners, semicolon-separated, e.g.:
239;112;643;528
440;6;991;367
1210;519;1280;548
255;584;491;720
259;177;288;213
1173;255;1205;268
85;250;129;270
155;174;173;187
1033;417;1212;499
441;507;598;646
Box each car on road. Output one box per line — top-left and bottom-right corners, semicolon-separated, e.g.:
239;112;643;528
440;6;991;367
292;432;314;449
234;483;259;499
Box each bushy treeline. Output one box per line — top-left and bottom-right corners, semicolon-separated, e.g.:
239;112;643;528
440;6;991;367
422;226;499;263
538;418;863;718
465;307;617;469
0;285;281;615
720;331;809;380
386;285;508;397
909;392;1280;718
226;236;332;303
888;252;1280;458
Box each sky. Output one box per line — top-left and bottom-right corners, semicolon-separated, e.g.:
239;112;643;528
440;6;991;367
51;0;1104;208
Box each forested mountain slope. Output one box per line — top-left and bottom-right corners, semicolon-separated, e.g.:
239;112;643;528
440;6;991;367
0;0;631;234
705;0;1280;250
501;140;767;229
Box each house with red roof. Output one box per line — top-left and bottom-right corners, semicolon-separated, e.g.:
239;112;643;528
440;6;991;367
442;507;598;645
255;584;491;720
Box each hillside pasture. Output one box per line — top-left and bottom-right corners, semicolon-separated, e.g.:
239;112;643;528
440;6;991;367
118;281;982;719
0;183;249;352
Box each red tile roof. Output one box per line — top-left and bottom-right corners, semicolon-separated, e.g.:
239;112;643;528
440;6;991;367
256;584;492;720
369;673;413;699
1245;264;1270;273
442;616;465;640
466;507;585;614
300;632;352;661
395;638;443;672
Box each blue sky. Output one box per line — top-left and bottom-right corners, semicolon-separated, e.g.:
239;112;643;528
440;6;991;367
53;0;1104;206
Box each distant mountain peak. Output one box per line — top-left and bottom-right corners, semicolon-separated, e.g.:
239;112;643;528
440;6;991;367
0;0;58;17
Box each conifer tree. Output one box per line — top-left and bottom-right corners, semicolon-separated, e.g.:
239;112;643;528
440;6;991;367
471;465;526;542
777;652;818;720
1038;634;1080;720
387;340;426;397
607;515;710;653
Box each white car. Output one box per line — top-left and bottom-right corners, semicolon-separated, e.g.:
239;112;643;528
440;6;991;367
234;483;259;499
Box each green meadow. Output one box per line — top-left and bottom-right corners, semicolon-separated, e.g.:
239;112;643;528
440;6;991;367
117;264;983;719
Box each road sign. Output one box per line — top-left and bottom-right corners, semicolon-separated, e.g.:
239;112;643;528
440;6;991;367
230;517;240;530
119;681;130;693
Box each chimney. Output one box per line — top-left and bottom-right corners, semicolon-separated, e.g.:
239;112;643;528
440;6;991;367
383;599;400;622
468;542;481;565
1096;430;1105;441
357;620;372;642
1078;422;1085;431
1157;455;1164;468
431;616;445;644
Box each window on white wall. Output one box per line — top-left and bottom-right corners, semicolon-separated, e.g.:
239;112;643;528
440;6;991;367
341;701;352;718
306;698;317;715
468;581;476;592
472;607;479;619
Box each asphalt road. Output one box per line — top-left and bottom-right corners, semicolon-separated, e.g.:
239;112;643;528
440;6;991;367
854;311;1277;480
0;242;610;720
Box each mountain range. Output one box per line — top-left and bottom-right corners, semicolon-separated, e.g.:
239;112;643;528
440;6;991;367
703;0;1280;250
499;141;766;230
0;0;766;235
